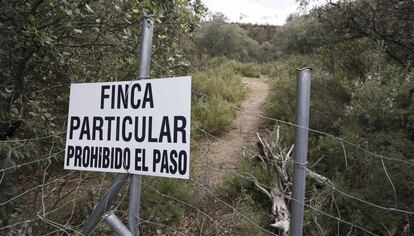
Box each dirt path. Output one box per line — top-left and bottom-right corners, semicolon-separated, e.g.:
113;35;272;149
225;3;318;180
196;77;269;187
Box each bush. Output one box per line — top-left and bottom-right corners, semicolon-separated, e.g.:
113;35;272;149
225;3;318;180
232;62;266;78
191;62;245;136
264;56;350;134
262;54;414;234
218;158;274;235
142;177;198;226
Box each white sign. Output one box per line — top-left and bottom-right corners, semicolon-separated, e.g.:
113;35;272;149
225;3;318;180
64;77;191;179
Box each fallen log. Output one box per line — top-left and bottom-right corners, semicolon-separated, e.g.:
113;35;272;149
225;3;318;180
253;126;334;235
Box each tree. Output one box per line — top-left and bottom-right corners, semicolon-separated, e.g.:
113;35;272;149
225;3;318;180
194;13;259;61
0;0;205;230
300;0;414;67
271;13;323;56
0;0;205;141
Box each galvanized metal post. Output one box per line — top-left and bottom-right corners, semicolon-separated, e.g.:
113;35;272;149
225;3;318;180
137;17;153;80
81;174;129;235
128;17;154;236
104;211;132;236
290;68;312;236
81;17;154;236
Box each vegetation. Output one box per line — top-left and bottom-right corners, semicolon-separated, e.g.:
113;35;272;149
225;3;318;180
192;61;245;136
0;1;245;234
1;0;413;235
220;1;414;234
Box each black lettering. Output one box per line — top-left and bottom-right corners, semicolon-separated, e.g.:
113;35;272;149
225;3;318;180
122;116;132;141
160;150;169;173
69;116;80;139
117;84;129;109
134;116;146;142
114;148;122;169
92;117;103;140
148;117;157;142
104;117;115;141
91;146;98;168
131;84;141;109
123;148;130;170
102;147;110;168
135;148;143;171
74;146;82;167
174;116;187;143
66;146;74;166
100;85;110;109
153;149;161;172
159;116;171;143
115;117;120;141
169;150;177;174
79;117;91;140
142;83;154;108
82;146;90;167
110;147;114;168
142;149;148;171
111;85;116;109
178;150;187;175
98;147;102;168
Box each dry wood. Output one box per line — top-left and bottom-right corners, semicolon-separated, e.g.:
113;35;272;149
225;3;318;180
253;126;334;235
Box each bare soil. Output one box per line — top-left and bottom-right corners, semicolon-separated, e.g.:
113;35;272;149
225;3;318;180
195;77;269;187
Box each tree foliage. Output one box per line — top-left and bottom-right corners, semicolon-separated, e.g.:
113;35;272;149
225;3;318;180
0;0;205;142
301;0;414;67
0;0;206;232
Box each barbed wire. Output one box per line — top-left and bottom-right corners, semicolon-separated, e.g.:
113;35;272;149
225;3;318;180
191;178;279;236
0;106;399;234
0;184;81;231
191;142;380;235
191;90;414;166
0;150;64;174
0;132;66;144
309;176;414;215
1;62;411;235
194;165;377;235
0;127;395;236
0;171;75;207
195;123;414;216
141;181;230;234
0;171;107;235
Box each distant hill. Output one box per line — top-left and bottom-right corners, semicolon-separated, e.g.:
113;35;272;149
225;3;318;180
233;23;282;44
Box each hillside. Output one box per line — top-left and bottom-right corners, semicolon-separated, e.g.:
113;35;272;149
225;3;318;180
235;23;281;43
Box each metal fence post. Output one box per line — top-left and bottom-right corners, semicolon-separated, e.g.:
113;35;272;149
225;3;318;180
80;17;154;236
104;211;132;236
129;17;154;236
81;173;129;235
290;68;312;236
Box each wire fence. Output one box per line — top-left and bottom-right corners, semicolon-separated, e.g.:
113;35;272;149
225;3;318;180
0;76;412;235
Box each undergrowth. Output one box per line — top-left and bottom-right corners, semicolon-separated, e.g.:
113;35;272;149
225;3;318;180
191;60;245;137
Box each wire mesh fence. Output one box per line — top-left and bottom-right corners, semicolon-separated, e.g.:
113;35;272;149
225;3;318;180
0;82;412;235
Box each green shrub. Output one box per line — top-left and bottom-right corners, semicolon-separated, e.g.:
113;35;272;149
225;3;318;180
218;157;274;235
232;62;265;78
264;57;350;134
191;62;245;137
220;193;270;236
142;177;199;226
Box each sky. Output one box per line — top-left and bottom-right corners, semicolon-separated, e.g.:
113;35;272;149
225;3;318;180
201;0;324;26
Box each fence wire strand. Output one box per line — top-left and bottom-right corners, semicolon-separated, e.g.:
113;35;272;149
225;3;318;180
0;132;66;144
192;143;380;236
195;123;414;216
191;90;414;166
1;65;412;235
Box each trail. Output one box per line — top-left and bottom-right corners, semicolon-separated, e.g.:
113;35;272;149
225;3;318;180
195;77;269;187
